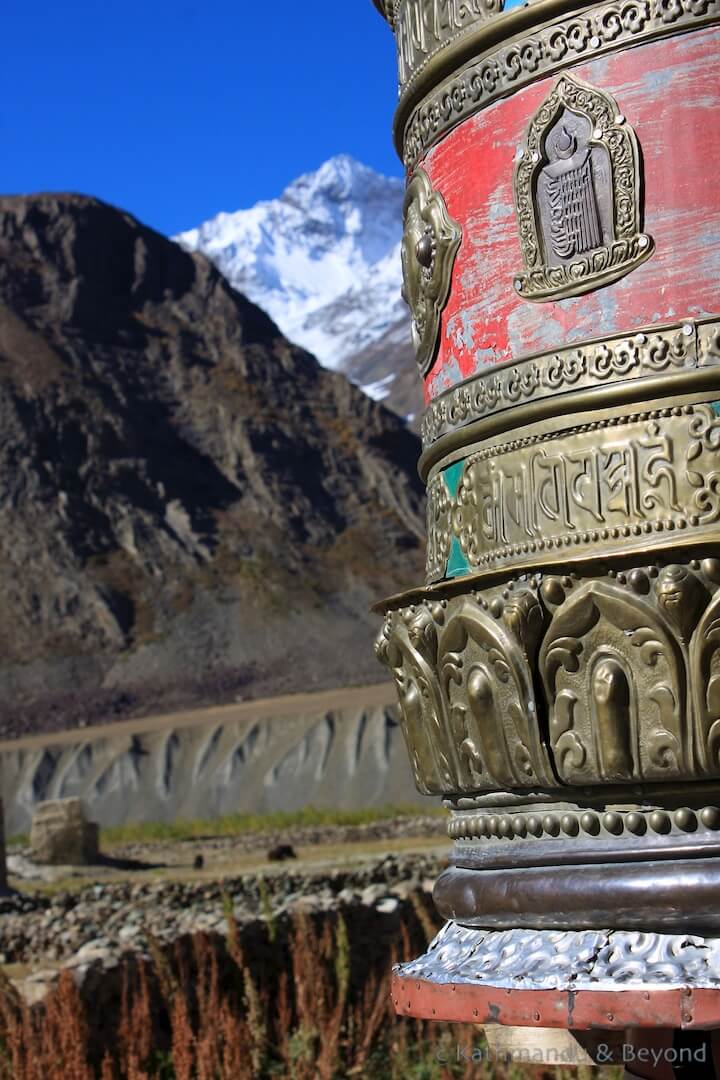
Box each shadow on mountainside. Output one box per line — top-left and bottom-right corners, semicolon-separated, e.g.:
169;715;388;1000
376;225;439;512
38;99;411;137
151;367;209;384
0;194;425;739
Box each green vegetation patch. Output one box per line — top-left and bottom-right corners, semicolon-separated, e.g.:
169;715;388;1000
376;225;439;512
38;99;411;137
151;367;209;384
100;803;446;847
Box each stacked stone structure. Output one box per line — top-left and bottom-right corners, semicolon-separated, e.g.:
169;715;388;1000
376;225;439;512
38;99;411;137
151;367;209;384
30;798;99;866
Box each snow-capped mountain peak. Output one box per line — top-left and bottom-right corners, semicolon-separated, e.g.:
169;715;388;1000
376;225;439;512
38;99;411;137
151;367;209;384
174;156;411;394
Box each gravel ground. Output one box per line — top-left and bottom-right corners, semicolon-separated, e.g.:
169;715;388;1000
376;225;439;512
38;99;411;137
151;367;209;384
0;851;446;969
109;814;448;864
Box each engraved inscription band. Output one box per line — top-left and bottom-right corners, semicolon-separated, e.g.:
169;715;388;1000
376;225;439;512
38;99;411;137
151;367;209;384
425;399;720;582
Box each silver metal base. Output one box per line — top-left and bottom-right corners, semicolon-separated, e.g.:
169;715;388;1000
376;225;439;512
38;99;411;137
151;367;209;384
396;922;720;991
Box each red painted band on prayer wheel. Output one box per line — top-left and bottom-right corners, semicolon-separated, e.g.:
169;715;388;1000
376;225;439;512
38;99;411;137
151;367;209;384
421;28;720;401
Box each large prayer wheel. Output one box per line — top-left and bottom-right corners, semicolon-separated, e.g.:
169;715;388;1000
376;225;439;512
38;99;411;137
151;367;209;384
372;0;720;1046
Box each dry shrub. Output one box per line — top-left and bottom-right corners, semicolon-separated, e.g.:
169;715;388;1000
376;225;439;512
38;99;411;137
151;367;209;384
0;904;616;1079
0;968;94;1080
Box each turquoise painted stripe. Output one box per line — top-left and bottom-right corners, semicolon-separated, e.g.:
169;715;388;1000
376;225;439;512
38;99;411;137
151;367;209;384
438;459;469;579
442;459;465;500
446;535;470;579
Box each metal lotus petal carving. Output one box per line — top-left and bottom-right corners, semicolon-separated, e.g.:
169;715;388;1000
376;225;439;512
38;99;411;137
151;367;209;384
513;74;654;302
402;169;461;376
376;557;720;796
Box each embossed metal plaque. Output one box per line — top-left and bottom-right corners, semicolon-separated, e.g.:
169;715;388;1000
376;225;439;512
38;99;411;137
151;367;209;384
401;169;462;375
513;74;653;301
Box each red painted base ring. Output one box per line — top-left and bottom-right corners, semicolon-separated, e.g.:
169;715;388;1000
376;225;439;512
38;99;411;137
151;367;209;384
392;974;720;1030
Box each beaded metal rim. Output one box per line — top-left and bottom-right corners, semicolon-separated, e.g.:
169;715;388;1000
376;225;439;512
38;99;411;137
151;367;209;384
449;805;720;840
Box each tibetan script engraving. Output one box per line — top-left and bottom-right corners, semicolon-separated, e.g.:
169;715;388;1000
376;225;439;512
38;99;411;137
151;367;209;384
395;0;503;85
540;122;604;261
426;405;720;580
463;428;680;548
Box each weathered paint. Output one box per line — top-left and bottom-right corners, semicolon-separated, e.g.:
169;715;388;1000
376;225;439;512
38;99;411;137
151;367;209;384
423;26;720;401
391;974;720;1029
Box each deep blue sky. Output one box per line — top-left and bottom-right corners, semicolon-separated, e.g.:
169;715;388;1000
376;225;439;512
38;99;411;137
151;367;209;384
2;2;402;236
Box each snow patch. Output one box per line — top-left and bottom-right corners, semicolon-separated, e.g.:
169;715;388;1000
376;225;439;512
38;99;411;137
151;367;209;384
175;155;409;377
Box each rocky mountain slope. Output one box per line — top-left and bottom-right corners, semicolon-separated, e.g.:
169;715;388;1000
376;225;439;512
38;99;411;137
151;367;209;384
0;194;425;738
176;156;420;422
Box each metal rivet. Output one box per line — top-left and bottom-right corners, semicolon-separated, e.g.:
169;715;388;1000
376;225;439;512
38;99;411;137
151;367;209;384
702;559;720;582
649;811;671;834
415;234;434;268
541;578;565;606
543;814;560;837
701;807;720;830
626;812;647;836
580;812;600;835
499;815;514;838
675;808;697;832
628;569;650;594
526;815;543;837
603;812;623;835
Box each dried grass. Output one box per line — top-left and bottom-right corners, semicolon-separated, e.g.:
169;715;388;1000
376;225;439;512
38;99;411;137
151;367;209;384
0;907;622;1079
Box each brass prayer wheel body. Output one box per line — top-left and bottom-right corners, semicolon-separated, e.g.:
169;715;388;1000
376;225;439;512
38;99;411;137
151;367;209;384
372;0;720;1023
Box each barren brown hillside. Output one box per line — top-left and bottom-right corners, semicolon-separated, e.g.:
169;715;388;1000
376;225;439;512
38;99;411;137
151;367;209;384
0;195;424;738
